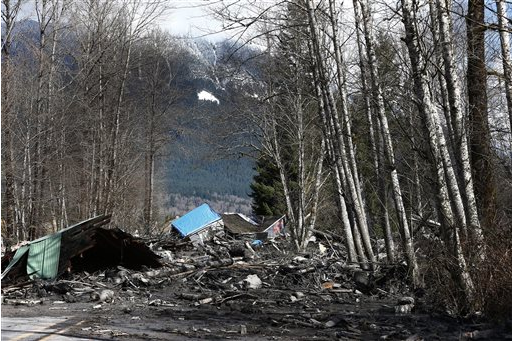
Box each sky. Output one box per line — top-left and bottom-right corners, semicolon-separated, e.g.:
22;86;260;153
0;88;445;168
157;1;226;41
15;0;227;41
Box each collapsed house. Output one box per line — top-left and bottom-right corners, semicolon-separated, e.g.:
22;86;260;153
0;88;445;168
221;213;262;238
1;215;161;285
169;203;224;244
221;213;286;240
254;215;286;239
168;203;286;244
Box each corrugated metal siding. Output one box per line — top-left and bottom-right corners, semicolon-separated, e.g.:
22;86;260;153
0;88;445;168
27;233;62;279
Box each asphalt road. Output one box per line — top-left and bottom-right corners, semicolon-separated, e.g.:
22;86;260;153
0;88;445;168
1;316;92;341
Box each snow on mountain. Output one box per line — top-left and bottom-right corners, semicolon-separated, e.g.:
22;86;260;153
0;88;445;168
197;90;220;104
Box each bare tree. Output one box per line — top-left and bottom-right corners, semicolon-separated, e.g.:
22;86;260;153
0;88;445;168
1;0;24;241
435;0;483;243
354;0;419;284
306;0;375;266
466;0;496;229
400;0;476;310
496;0;512;144
133;30;186;233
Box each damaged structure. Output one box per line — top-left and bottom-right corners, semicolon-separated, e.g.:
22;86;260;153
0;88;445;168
222;213;286;240
169;203;287;243
255;215;286;239
1;215;161;285
221;213;261;237
169;203;224;244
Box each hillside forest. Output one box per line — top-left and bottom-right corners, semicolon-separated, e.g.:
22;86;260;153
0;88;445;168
2;0;512;316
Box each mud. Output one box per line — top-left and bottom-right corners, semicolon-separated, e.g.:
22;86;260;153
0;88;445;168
2;237;509;340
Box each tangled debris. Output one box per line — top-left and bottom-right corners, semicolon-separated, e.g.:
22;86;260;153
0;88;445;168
2;231;509;340
1;216;162;285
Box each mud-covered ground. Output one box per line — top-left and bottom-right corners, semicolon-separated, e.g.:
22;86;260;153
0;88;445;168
2;237;509;340
2;284;504;340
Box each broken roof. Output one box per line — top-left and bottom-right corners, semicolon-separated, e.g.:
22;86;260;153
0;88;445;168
1;215;110;281
1;215;161;285
171;203;222;237
257;215;286;232
222;213;261;235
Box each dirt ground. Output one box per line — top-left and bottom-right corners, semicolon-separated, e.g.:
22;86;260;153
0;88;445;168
3;275;506;340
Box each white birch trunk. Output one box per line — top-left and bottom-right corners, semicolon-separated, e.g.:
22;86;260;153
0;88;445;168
307;34;360;263
303;138;327;248
356;0;418;280
435;0;483;243
307;0;375;266
496;0;512;145
400;0;475;305
353;3;396;264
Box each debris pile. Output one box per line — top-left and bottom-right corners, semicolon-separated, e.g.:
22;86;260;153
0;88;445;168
1;215;162;285
2;212;508;339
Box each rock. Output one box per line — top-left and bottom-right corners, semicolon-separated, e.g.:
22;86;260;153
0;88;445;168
325;320;337;328
325;317;348;328
181;264;196;271
353;270;367;283
93;289;115;303
243;274;262;289
353;270;373;293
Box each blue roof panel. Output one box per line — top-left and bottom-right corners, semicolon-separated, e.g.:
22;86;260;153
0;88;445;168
172;203;221;237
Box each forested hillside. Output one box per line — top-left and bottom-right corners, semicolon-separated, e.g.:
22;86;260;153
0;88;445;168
1;10;257;238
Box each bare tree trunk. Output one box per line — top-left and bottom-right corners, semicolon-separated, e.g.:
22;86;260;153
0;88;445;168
496;0;512;145
428;0;454;147
271;114;297;245
144;79;157;234
315;68;360;264
48;0;65;231
104;0;165;218
1;0;22;242
296;93;307;248
355;0;419;282
105;38;132;214
304;137;326;245
400;0;475;309
20;127;32;240
30;0;51;239
306;29;360;262
307;0;375;266
327;0;367;227
435;0;483;243
353;1;395;264
466;0;496;229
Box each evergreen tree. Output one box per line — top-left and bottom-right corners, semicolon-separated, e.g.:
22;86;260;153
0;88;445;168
249;156;286;216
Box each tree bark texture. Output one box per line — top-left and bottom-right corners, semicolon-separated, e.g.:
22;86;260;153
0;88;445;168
466;0;496;229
